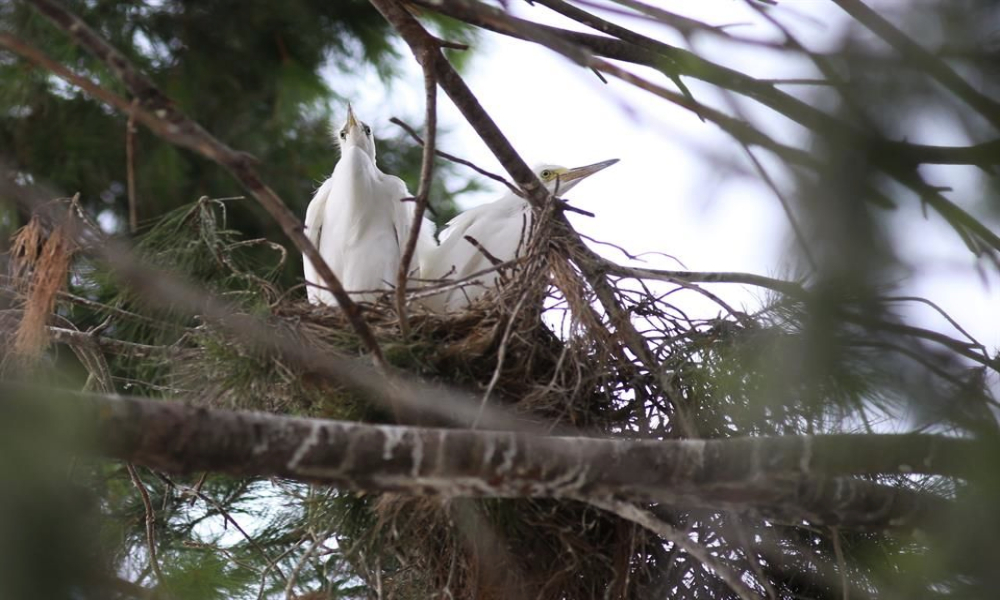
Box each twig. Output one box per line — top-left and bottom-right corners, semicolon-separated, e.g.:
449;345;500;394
593;255;810;298
395;46;439;338
878;295;988;350
740;141;818;270
284;527;330;600
389;117;520;197
17;1;386;368
472;287;531;429
830;527;849;600
126;100;139;233
586;497;762;600
155;472;289;584
463;235;505;268
126;463;165;584
48;325;175;358
732;523;778;600
257;535;307;600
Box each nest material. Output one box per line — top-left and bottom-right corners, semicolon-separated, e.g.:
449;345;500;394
177;262;623;431
4;210;76;370
162;206;654;597
171;296;648;598
122;198;865;598
364;494;652;600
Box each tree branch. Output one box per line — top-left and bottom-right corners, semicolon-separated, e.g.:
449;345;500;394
596;263;809;298
407;0;1000;255
368;0;550;208
21;389;976;531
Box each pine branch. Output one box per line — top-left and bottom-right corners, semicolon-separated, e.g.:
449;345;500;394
23;388;979;531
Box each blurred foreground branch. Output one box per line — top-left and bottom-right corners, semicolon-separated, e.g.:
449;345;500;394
17;388;977;531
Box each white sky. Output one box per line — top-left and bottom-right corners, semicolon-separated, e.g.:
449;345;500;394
341;1;999;356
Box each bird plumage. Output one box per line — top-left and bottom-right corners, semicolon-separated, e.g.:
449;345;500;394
303;105;433;305
419;159;618;312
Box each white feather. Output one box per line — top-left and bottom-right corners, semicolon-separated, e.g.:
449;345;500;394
302;107;434;305
418;160;618;313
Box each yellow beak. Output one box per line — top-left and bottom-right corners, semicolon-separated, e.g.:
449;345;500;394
346;103;358;130
559;158;620;184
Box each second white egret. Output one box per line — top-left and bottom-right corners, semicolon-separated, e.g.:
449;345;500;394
419;159;619;312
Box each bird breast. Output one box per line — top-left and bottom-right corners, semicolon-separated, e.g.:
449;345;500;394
328;148;400;246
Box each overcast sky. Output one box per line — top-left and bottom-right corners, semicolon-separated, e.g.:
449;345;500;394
338;1;999;356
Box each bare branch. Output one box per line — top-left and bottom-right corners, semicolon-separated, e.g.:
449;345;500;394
126;463;164;584
48;326;175;358
389;116;520;196
395;42;439;338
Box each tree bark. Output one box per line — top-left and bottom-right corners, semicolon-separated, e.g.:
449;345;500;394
14;388;970;531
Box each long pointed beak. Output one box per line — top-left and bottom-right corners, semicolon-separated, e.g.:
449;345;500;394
346;103;358;129
559;158;620;185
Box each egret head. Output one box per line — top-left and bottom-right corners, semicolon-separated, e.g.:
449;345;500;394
535;158;619;195
336;103;377;161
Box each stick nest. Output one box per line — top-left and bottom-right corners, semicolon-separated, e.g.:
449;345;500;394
15;198;833;598
151;201;663;598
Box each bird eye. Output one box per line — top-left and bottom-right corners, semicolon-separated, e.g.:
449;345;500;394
339;130;347;139
363;125;372;136
540;169;553;180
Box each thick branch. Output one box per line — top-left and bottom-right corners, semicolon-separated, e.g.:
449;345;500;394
21;389;976;531
20;0;385;367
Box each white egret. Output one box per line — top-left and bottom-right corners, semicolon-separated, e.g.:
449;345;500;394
419;159;619;312
303;105;433;305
